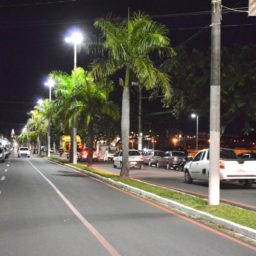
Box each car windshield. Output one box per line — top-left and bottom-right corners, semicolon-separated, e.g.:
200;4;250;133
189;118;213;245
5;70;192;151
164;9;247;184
172;151;185;157
20;147;28;150
129;150;141;156
220;149;237;159
155;151;165;157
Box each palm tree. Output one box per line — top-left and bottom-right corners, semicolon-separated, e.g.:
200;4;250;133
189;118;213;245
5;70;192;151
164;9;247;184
73;68;119;163
92;12;175;177
51;67;119;162
26;101;49;154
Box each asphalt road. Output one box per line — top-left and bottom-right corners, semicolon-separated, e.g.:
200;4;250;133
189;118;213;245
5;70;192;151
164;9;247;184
0;156;256;255
91;162;256;210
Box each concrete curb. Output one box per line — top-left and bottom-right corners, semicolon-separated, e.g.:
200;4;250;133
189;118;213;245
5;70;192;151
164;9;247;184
58;161;256;241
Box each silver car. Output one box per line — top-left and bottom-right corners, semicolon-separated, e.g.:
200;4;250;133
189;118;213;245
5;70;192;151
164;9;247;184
143;150;165;166
113;150;143;169
156;151;186;169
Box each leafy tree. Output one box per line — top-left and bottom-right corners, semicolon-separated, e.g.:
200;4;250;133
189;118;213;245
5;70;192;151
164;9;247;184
92;12;175;177
25;101;49;154
51;67;119;162
164;45;256;136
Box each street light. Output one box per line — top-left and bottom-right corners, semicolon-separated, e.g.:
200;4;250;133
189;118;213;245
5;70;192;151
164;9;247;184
191;113;199;150
44;78;55;157
37;98;44;155
65;29;84;164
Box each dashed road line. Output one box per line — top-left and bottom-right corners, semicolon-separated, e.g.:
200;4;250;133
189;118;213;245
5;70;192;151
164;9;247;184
4;169;8;173
1;176;6;181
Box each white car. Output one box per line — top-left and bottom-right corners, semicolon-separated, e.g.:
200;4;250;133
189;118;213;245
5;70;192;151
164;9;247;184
0;147;5;162
184;148;256;187
18;147;30;158
113;150;144;169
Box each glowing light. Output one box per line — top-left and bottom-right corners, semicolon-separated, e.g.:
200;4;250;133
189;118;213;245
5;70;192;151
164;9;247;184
44;78;55;88
65;30;84;45
191;113;197;119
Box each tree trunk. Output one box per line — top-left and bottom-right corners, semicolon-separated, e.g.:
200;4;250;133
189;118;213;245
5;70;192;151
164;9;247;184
87;122;94;165
120;85;130;177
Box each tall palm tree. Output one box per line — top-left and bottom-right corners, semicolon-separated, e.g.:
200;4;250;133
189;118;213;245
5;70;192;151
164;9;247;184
51;67;119;162
73;68;119;163
92;12;175;177
26;102;49;154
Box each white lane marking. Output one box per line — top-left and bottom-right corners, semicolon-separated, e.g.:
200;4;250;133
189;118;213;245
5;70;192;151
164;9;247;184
1;176;6;181
0;190;2;195
28;160;120;256
6;164;10;167
4;169;8;173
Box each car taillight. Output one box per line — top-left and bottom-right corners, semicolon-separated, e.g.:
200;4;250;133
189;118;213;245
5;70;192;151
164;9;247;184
219;160;225;169
82;150;88;156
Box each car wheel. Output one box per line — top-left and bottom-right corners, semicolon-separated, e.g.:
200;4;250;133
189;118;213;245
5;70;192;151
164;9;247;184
113;164;116;168
184;170;193;184
176;165;184;172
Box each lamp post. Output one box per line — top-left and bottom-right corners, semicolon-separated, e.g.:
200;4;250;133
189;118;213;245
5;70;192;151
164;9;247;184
44;78;55;157
191;113;199;150
65;29;84;164
37;98;43;155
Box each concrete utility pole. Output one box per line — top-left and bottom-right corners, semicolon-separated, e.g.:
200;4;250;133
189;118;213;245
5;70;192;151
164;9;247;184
209;0;222;205
138;86;143;151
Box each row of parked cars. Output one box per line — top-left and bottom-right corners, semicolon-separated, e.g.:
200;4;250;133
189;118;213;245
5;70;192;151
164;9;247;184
113;149;188;170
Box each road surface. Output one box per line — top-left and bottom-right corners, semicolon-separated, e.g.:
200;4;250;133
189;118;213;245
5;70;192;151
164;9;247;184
0;156;255;255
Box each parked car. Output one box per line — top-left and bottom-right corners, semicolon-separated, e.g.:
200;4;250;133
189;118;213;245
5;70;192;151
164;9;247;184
184;148;256;187
106;148;118;161
18;147;30;158
143;150;165;166
0;147;5;162
67;148;98;162
113;150;144;169
237;152;256;159
3;147;11;159
78;148;98;162
156;150;186;169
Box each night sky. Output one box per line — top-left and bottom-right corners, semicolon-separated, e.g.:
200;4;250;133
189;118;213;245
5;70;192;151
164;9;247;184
0;0;255;136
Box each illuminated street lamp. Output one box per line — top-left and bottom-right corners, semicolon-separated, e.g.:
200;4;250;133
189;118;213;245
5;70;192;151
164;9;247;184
44;78;55;157
191;113;199;150
65;29;84;164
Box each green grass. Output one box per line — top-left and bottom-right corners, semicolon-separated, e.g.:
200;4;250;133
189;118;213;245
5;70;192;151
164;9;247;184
49;157;256;230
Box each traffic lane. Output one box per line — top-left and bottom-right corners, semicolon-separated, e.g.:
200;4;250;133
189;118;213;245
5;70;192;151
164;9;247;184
0;157;112;256
91;162;256;209
30;158;256;256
